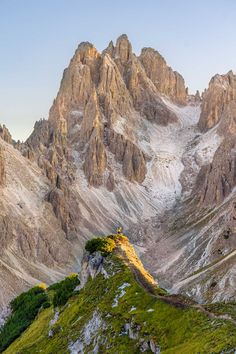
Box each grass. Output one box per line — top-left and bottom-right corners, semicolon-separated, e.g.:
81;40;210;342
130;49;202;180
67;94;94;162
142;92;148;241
204;302;236;321
4;252;236;354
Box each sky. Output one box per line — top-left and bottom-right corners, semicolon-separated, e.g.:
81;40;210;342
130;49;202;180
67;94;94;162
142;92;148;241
1;0;236;141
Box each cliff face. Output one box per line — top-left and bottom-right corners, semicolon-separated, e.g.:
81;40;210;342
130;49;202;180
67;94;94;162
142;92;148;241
139;47;187;104
0;125;12;144
199;71;236;131
194;100;236;206
36;34;185;189
0;137;78;309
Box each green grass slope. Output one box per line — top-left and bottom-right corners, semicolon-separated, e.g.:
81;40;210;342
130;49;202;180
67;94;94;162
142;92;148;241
3;236;236;354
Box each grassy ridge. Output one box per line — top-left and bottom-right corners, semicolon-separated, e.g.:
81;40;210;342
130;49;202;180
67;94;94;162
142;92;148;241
4;253;236;354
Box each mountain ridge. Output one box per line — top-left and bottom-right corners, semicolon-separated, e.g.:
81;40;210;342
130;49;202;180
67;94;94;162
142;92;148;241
0;34;236;312
2;234;236;353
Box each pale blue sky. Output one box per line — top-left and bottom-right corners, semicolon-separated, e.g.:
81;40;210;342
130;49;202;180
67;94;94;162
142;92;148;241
1;0;236;140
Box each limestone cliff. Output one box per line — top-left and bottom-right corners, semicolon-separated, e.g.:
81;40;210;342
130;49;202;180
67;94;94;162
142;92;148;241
0;125;12;144
31;34;183;192
199;71;236;131
139;47;187;104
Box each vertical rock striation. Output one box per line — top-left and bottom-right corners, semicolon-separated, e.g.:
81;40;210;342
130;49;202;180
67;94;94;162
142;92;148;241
199;71;236;131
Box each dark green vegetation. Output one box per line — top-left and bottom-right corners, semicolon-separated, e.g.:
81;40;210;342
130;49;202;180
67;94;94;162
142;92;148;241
48;273;80;307
85;235;115;255
0;285;48;352
0;275;80;353
2;236;236;353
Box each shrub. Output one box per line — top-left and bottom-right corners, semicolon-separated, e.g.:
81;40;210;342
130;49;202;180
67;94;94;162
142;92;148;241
101;237;116;255
108;234;128;243
0;286;48;352
85;237;116;256
42;301;51;309
85;238;104;254
37;282;47;290
48;274;80;308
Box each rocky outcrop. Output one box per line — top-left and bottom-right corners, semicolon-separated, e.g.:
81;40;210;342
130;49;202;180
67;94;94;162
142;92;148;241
108;35;178;125
78;251;108;290
199;71;236;131
0;125;12;144
79;89;103;144
108;130;146;183
47;187;70;233
126;55;177;125
97;53;132;119
114;34;132;66
26;119;49;150
139;47;187;104
49;42;99;129
194;137;236;205
84;132;107;187
194;101;236;206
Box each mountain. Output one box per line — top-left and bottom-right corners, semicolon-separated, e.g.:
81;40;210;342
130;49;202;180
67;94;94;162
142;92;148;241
0;129;78;310
0;34;236;313
2;235;236;353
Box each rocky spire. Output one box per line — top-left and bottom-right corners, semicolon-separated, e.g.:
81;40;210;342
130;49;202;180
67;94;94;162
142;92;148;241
139;47;187;104
114;34;132;65
97;53;132;118
0;124;12;144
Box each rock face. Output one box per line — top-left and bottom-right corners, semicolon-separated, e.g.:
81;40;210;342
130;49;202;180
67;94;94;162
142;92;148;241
199;71;236;131
139;47;187;104
107;130;146;183
31;34;183;191
78;251;108;289
195;137;236;205
0;125;12;144
0;138;79;310
194;101;236;206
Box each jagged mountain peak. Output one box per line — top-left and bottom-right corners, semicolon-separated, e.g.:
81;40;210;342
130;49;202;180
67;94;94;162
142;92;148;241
2;33;236;317
46;34;190;193
114;33;133;63
75;41;100;59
